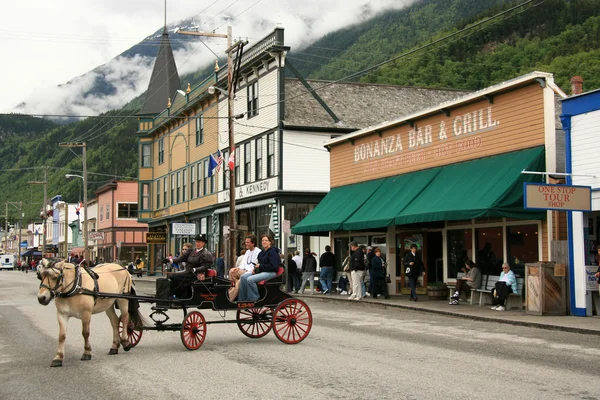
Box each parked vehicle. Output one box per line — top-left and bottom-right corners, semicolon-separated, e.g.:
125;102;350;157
1;255;15;270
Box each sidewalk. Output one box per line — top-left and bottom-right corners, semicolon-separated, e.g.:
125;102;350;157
132;275;600;335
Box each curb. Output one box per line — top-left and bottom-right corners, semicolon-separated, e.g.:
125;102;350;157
297;294;600;336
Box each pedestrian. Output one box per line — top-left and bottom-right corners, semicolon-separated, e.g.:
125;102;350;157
491;263;518;311
341;249;352;295
338;272;349;295
366;246;375;295
348;241;365;300
299;248;317;294
404;244;425;301
228;235;261;301
286;252;297;293
216;253;225;278
292;250;303;293
450;260;481;305
319;245;336;295
370;247;389;299
362;246;370;297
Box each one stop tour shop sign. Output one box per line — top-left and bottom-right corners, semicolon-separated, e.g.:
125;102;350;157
524;183;592;212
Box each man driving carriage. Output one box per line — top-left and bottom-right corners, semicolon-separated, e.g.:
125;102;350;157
163;234;215;298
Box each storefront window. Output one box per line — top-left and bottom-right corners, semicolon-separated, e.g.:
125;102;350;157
285;203;317;226
257;205;271;239
475;227;503;275
447;229;472;279
507;224;539;277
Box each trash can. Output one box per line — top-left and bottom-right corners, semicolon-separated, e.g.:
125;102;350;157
525;262;567;316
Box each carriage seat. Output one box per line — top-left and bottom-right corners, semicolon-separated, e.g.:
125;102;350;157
257;266;285;285
196;269;217;280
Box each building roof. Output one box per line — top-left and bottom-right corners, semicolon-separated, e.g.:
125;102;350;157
140;28;182;116
283;79;469;130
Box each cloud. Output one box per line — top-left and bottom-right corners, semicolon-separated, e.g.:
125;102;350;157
6;0;416;117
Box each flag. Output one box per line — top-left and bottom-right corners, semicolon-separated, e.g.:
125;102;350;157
208;153;218;176
75;202;83;216
215;150;224;172
228;150;235;171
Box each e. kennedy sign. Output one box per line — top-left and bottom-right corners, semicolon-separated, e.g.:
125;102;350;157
172;223;197;235
524;183;592;212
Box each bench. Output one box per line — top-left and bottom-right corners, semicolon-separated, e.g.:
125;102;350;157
471;275;525;310
130;268;148;277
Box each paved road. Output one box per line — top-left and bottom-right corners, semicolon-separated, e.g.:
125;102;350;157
1;272;599;400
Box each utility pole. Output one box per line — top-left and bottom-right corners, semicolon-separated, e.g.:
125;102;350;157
5;202;23;256
59;143;88;262
4;203;7;252
28;167;48;256
18;202;22;260
177;26;245;269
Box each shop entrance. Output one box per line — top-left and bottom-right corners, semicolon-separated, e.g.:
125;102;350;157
395;232;429;295
426;232;443;283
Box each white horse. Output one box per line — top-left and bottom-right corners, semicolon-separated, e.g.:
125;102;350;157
37;259;144;367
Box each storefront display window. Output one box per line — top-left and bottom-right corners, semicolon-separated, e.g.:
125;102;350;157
447;229;472;279
285;203;317;226
507;224;539;277
475;227;503;275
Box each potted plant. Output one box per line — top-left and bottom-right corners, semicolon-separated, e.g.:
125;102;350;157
426;281;448;300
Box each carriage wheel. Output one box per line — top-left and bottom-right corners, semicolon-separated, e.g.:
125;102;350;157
237;307;273;338
180;311;207;351
272;299;312;344
118;320;143;348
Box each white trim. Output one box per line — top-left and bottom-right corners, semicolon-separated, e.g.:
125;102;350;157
572;212;587;309
326;71;555;147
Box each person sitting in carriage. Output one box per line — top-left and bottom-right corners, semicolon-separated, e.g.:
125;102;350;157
163;234;214;299
237;234;281;302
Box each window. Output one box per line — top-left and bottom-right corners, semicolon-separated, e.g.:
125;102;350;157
182;169;188;202
235;146;240;185
195;115;204;145
244;142;251;183
223;150;230;190
196;163;203;197
117;203;138;218
156;180;160;209
475;227;503;275
190;166;195;199
141;184;150;210
141;144;151;167
204;159;214;195
267;133;275;177
446;229;472;279
171;174;175;205
247;81;258;118
100;205;104;222
507;225;538;277
255;138;263;180
176;172;181;203
106;204;110;220
158;138;164;164
163;177;168;208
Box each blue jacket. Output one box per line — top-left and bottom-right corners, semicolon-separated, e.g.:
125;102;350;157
257;246;281;273
500;270;518;294
371;256;386;279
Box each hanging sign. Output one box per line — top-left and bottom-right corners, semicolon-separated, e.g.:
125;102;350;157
146;232;167;244
172;223;197;235
524;183;591;212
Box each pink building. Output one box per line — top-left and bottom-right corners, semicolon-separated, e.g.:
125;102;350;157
96;181;148;263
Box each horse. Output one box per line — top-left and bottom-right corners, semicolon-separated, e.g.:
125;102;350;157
37;258;144;367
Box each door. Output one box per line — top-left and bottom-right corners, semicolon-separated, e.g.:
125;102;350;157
396;233;428;295
426;232;443;283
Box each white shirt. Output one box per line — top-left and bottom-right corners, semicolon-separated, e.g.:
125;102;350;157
241;248;261;272
292;255;303;271
235;255;244;268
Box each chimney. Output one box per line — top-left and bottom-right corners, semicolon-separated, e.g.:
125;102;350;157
571;76;583;95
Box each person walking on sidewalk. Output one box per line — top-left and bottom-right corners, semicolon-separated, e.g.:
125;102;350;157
299;249;317;294
449;260;481;305
349;241;365;300
404;244;425;301
319;246;336;295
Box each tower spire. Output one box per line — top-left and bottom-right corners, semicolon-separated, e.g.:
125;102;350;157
164;0;167;34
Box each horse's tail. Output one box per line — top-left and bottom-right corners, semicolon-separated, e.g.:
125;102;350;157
127;285;145;329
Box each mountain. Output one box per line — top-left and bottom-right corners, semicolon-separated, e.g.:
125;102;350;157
2;0;600;226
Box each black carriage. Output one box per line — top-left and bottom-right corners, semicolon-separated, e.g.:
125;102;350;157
118;267;312;350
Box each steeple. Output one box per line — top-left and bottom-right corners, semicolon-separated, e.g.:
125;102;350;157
140;2;181;116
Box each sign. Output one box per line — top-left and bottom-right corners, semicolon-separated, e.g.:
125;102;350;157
146;232;167;244
172;223;196;235
554;263;566;277
586;265;599;291
88;231;104;241
282;219;291;234
218;177;277;203
524;183;591;212
237;225;249;231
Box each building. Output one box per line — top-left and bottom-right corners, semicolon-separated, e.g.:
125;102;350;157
560;77;600;316
136;26;466;272
94;181;148;263
293;71;568;297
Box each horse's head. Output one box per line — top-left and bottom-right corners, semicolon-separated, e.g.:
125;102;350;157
37;258;67;305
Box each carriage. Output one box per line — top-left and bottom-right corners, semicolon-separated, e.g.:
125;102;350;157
119;267;313;350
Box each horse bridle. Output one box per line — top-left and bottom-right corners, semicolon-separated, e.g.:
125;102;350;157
38;263;82;298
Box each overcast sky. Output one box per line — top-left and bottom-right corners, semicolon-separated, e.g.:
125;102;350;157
0;0;414;115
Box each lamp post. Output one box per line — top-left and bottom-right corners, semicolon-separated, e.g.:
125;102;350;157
60;142;88;263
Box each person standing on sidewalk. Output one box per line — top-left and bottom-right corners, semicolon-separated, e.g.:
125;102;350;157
319;246;336;295
349;241;365;300
292;250;303;293
404;244;425;301
371;247;389;299
299;248;317;294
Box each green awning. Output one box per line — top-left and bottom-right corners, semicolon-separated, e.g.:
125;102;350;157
394;146;546;225
343;167;442;231
291;178;386;234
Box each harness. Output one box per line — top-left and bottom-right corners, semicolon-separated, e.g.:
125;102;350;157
39;261;113;301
